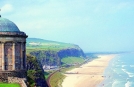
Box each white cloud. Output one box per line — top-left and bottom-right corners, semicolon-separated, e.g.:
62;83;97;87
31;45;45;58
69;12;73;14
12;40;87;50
1;4;13;14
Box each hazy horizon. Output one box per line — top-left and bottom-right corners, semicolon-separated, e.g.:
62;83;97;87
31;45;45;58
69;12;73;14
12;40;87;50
1;0;134;52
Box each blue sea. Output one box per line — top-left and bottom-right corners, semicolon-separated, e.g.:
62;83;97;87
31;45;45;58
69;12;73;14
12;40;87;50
97;53;134;87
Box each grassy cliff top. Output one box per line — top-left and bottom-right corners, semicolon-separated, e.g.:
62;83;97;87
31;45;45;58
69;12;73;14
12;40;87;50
26;38;81;53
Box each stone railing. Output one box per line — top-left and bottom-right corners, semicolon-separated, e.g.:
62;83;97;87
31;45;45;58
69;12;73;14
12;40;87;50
8;77;27;87
21;79;27;87
0;71;27;87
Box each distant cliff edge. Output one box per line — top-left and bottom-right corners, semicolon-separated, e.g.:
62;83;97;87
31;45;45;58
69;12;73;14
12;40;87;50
26;38;85;67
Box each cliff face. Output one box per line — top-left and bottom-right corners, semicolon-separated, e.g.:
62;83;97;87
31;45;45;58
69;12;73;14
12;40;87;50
58;48;85;58
30;50;58;66
29;47;85;66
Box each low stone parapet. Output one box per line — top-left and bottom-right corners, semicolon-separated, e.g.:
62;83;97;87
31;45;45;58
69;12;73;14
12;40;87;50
0;70;27;87
8;77;27;87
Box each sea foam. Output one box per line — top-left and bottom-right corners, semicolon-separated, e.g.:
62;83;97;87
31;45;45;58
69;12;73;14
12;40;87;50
112;80;120;87
125;81;132;87
122;69;134;77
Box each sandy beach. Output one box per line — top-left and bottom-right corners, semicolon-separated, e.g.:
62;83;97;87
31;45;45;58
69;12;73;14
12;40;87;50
62;55;116;87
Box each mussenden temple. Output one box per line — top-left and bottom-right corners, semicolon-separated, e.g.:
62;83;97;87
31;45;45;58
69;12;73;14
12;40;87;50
0;15;28;85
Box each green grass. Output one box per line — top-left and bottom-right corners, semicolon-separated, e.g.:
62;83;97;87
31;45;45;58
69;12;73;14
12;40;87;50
0;83;20;87
26;44;79;54
49;66;80;87
26;38;80;54
49;71;65;87
60;66;78;72
44;71;54;79
61;57;85;64
44;72;50;79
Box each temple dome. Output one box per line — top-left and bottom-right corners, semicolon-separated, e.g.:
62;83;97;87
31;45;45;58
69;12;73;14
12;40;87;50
0;17;20;32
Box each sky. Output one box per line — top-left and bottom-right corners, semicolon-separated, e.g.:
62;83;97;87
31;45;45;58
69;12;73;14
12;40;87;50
0;0;134;52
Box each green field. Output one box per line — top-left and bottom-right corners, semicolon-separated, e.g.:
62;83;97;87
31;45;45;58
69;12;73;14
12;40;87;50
26;44;78;53
49;71;65;87
61;57;85;64
26;38;80;53
0;83;20;87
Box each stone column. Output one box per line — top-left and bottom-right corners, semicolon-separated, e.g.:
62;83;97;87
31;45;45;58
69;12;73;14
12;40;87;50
24;42;26;69
12;42;15;70
20;42;23;69
1;42;5;71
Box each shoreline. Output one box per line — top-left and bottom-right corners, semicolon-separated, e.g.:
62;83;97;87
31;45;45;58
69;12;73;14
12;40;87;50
61;54;116;87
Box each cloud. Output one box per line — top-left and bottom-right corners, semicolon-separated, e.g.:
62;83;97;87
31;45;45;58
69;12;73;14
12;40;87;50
1;4;13;14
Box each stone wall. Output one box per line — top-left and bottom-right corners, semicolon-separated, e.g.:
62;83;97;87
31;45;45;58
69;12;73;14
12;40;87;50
0;70;28;87
8;77;27;87
0;70;26;82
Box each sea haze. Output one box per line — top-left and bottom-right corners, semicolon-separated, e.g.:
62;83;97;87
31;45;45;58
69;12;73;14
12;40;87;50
98;53;134;87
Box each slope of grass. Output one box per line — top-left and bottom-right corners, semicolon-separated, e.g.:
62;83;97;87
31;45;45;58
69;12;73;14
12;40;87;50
61;57;85;64
26;45;78;54
0;83;20;87
49;71;65;87
49;65;80;87
26;38;80;54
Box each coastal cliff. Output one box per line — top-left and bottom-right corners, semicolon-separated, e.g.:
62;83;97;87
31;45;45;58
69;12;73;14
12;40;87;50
26;38;85;87
29;47;85;66
26;38;85;67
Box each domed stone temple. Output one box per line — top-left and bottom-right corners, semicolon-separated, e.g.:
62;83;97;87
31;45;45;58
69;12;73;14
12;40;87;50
0;16;28;83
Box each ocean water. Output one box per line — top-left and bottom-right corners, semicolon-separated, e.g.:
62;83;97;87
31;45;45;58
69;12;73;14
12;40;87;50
98;53;134;87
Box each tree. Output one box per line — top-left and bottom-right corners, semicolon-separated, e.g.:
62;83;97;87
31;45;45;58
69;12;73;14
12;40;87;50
26;54;48;87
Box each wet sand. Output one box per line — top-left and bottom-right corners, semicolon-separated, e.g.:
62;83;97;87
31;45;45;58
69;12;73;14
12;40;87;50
62;55;116;87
